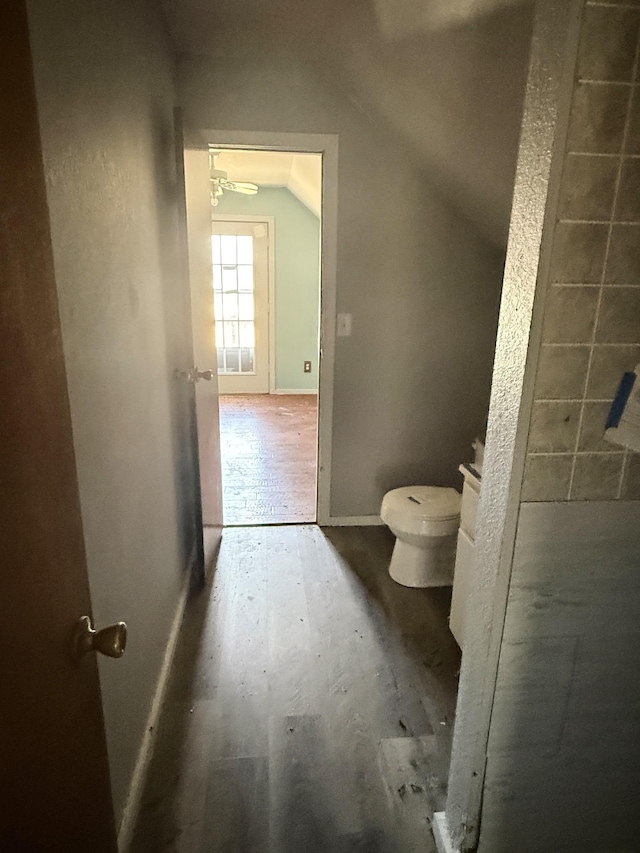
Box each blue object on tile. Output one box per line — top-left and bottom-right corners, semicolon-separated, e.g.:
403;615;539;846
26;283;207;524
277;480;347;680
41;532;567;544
606;372;636;429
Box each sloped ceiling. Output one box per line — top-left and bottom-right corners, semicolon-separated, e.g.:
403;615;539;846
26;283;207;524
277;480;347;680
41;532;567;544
164;0;534;245
214;150;322;216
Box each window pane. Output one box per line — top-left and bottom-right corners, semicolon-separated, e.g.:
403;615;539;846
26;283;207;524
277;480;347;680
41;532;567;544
215;321;224;346
214;293;223;319
239;321;255;348
237;236;253;265
240;348;254;372
237;265;254;291
212;264;222;290
223;292;239;320
225;349;239;372
220;235;236;264
238;293;254;320
212;236;221;264
217;349;224;370
224;321;239;347
221;267;237;292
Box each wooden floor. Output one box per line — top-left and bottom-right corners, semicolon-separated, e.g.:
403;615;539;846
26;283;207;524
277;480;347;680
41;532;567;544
219;395;318;526
131;525;461;853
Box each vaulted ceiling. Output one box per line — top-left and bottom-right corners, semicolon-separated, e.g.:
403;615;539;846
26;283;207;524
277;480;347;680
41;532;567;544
214;150;322;216
163;0;534;245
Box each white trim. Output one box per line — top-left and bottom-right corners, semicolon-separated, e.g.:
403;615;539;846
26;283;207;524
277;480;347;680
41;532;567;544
323;514;384;527
272;388;318;395
203;131;339;527
117;559;192;852
432;813;459;853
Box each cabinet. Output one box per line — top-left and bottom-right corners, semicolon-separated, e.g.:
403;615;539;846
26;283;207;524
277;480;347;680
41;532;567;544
449;464;481;648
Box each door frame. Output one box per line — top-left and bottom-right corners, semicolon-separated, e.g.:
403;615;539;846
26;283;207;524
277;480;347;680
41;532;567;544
211;214;276;393
200;130;338;526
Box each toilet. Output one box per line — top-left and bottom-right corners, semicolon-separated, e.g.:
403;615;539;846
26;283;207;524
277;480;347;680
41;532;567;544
380;486;461;587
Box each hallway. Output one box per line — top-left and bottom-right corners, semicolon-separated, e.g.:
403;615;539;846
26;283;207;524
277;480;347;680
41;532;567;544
130;525;460;853
219;395;318;525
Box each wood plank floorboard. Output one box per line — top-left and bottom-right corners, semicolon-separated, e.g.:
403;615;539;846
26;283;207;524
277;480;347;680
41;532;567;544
130;525;460;853
219;395;318;525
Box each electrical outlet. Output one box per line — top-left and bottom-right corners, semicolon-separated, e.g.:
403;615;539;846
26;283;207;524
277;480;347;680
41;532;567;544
304;360;312;373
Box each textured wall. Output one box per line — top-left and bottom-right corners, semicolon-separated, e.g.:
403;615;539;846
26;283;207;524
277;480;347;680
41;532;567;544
215;187;321;392
523;0;640;501
26;0;196;824
180;57;506;517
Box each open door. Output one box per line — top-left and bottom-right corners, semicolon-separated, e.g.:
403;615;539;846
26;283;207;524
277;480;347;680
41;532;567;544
179;128;224;533
0;4;116;849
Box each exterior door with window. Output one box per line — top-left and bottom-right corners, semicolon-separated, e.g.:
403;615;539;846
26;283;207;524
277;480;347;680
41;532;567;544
212;219;270;394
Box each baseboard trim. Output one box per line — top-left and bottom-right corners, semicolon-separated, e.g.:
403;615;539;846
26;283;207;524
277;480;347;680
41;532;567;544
322;514;384;527
117;548;193;851
433;812;460;853
271;388;318;395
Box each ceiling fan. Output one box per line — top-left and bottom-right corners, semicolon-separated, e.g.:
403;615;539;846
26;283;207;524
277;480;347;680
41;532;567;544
209;151;258;207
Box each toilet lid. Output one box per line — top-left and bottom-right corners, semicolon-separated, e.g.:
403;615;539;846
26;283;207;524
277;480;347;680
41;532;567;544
383;486;461;521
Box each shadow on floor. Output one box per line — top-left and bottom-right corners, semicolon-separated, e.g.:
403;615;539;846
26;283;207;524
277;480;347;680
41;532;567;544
130;525;460;853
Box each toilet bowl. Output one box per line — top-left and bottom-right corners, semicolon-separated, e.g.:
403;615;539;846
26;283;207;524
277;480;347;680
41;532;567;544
380;486;461;587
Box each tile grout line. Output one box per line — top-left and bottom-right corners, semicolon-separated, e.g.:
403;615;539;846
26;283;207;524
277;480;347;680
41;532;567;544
559;218;640;227
535;398;613;404
568;29;640;498
587;1;640;9
529;450;625;457
617;29;640;496
548;10;586;501
567;151;640;158
577;79;636;87
541;340;640;346
551;281;640;287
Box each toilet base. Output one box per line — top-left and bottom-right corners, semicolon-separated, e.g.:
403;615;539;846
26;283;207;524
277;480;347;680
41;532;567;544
388;535;456;588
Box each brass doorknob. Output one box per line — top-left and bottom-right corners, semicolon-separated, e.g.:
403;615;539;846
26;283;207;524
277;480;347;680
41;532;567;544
194;368;214;382
174;367;214;384
74;616;127;660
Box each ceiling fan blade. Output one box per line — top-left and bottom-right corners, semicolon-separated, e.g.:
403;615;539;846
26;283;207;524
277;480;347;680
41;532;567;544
222;179;259;195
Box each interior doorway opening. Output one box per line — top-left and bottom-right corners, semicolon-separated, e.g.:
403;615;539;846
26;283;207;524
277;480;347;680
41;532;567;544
209;147;323;525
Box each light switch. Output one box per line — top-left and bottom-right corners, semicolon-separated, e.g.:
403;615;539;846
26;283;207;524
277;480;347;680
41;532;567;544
337;313;352;337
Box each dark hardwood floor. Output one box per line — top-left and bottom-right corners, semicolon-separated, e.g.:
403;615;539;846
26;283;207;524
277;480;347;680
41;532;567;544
219;395;318;526
130;525;460;853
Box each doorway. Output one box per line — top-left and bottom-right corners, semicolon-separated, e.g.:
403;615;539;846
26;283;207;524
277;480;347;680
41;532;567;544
207;144;327;526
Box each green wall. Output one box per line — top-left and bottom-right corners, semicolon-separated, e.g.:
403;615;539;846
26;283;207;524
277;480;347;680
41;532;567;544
215;186;320;391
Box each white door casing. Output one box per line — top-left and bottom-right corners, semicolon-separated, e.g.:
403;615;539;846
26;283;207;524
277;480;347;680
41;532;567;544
202;130;338;525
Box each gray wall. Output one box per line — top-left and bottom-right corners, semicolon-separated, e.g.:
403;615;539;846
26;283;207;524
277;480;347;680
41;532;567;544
26;0;196;824
164;0;534;246
215;187;321;392
178;21;525;515
479;3;640;850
